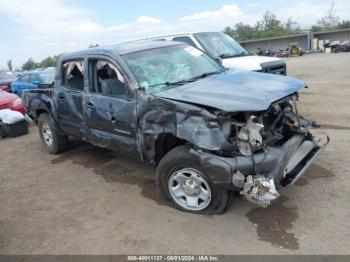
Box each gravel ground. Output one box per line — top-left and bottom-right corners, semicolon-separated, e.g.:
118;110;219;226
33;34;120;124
0;53;349;255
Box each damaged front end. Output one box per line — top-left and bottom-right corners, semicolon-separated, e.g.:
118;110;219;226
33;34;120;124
178;94;329;207
241;175;279;207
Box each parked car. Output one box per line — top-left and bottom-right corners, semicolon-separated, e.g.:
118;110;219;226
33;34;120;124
0;91;25;114
334;41;350;53
11;69;55;96
274;49;289;58
23;41;327;214
132;32;287;75
257;48;275;57
0;71;17;92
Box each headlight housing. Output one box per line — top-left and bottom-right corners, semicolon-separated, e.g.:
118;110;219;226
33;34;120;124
206;120;219;128
12;97;22;107
221;122;231;139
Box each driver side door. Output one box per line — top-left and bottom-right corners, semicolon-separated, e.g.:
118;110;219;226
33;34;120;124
84;56;137;156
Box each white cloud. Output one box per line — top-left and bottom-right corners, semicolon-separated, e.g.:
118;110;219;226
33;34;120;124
1;0;349;68
0;0;99;34
0;2;254;68
137;16;162;24
277;0;350;27
277;1;329;26
180;4;243;21
0;0;105;67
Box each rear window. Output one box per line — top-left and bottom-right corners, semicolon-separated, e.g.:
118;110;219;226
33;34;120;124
62;60;84;91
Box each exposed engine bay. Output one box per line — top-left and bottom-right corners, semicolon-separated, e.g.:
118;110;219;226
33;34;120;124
216;94;311;157
190;94;328;207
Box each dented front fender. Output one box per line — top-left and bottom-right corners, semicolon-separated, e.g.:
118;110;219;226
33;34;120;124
136;95;230;164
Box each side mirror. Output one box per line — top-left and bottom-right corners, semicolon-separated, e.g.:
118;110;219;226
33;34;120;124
214;57;222;65
136;84;145;92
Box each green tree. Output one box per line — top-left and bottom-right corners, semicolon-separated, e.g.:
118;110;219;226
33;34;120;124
337;20;350;29
284;18;300;34
312;0;339;31
257;11;285;37
21;55;60;71
224;11;300;41
22;58;37;71
224;23;259;41
39;56;59;68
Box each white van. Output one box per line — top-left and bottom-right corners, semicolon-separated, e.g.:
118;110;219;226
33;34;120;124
139;32;287;75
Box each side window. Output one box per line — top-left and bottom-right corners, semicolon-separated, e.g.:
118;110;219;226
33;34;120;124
62;60;84;91
19;74;31;83
31;74;40;83
89;59;128;97
173;36;197;47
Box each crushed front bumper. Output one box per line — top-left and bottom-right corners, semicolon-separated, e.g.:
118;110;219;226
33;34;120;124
191;133;329;206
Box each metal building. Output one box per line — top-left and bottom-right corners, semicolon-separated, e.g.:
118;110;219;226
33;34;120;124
240;28;350;53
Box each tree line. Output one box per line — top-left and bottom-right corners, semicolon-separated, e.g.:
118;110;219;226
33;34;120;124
21;55;61;71
224;1;350;41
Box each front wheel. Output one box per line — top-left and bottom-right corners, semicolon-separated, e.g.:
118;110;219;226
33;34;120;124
38;113;68;154
156;145;229;214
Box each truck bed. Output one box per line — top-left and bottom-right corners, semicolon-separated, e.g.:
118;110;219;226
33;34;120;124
22;88;54;120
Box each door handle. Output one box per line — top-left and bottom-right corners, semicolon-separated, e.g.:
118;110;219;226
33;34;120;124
57;95;65;103
87;102;95;109
106;112;116;124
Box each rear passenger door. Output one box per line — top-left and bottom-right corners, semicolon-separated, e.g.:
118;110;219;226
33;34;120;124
85;56;137;155
55;59;85;137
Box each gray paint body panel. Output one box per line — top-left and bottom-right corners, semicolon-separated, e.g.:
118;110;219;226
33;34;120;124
154;70;306;112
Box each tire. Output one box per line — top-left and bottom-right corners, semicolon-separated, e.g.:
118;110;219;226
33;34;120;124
38;113;68;154
156;145;229;214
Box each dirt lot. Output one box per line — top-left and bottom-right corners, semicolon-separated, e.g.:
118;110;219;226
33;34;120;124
0;53;349;255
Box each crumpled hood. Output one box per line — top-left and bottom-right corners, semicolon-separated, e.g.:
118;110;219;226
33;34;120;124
222;55;283;71
154;70;306;112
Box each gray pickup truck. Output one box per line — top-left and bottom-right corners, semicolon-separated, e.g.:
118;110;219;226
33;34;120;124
23;41;328;214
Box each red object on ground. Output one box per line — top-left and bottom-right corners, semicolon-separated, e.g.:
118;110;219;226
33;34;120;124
0;91;26;115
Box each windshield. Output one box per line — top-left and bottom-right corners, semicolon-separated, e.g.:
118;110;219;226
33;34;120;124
123;45;223;93
194;32;249;59
39;70;55;83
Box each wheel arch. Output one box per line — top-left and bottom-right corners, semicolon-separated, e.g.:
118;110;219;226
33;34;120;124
154;133;188;165
31;99;51;120
34;102;65;135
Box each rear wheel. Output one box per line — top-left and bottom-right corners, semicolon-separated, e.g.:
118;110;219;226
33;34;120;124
38;113;68;154
156;145;229;214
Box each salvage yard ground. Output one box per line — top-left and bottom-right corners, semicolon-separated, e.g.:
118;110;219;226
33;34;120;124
0;53;349;254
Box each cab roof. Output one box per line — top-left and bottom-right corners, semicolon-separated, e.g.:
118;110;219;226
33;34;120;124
61;40;184;60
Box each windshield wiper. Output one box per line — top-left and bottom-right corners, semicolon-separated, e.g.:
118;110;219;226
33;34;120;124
191;71;221;80
219;51;248;58
147;79;196;89
218;53;234;59
147;71;220;89
232;51;249;57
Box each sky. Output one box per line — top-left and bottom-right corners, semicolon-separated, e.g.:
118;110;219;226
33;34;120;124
0;0;349;69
